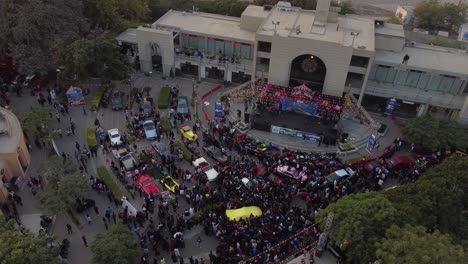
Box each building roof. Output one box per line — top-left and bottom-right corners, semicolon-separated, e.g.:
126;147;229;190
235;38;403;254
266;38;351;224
154;10;255;42
0;107;22;154
375;23;405;38
242;5;270;19
116;28;138;44
257;7;375;51
374;44;468;76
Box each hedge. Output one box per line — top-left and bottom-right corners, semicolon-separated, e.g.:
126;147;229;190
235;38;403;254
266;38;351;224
175;140;192;161
86;127;98;151
97;166;124;204
158;86;171;109
160;117;171;132
91;85;108;109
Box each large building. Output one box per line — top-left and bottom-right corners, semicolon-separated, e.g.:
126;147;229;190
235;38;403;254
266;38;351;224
0;107;30;204
117;0;468;121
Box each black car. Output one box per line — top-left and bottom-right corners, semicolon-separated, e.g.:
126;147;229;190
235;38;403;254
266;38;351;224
203;145;230;165
177;96;189;117
143;97;153;116
100;86;114;108
111;91;125;110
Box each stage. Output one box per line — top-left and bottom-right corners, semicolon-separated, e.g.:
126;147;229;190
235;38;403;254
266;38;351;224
253;111;335;135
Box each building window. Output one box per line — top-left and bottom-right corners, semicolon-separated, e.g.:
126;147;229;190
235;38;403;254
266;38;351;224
350;55;370;68
257;41;272;53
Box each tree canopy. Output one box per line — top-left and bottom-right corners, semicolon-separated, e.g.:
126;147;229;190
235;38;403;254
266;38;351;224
253;0;317;10
91;224;138;264
0;213;61;264
316;192;399;263
375;224;465;264
36;156;88;214
414;0;468;32
198;0;248;17
18;108;51;137
402;114;468;151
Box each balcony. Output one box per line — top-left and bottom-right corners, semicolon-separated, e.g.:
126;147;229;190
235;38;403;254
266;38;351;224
365;80;465;109
175;49;253;72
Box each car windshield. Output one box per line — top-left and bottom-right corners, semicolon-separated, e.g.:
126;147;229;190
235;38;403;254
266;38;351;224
182;126;191;132
121;155;131;162
144;123;155;130
111;134;119;138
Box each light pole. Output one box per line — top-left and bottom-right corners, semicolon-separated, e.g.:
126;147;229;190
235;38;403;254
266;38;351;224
350;32;359;47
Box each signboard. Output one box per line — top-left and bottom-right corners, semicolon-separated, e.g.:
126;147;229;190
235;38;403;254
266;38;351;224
384;98;397;115
296;131;321;142
271;125;296;136
214;102;223;118
281;98;318;117
66;87;85;106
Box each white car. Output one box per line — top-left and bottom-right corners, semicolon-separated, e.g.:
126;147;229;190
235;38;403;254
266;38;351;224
108;128;122;146
192;157;219;182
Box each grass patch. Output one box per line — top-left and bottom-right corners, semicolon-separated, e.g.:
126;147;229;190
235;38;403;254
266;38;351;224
160;117;171;132
91;85;108;109
158;86;171;109
175;140;192;161
97;166;124;204
86;127;98;151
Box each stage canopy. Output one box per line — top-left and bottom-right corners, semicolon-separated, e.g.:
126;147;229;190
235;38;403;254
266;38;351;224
292;84;313;98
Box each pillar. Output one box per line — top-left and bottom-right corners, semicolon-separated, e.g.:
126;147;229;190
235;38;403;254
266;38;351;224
357;58;374;105
417;103;429;116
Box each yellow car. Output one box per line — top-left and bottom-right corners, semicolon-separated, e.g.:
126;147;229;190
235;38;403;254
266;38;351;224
160;176;180;192
226;206;262;221
180;125;198;141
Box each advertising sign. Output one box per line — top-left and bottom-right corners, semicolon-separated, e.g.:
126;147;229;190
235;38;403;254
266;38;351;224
214;102;223;118
66;87;85;106
384;98;397;115
281;98;318;117
271;125;296;136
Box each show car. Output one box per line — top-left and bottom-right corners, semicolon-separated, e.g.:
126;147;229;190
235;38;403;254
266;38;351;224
202;145;229;165
142;97;153;117
136;174;160;196
275;165;308;181
107;128;122;146
177;96;189;116
326;167;355;183
160;176;180;193
111;91;125;110
120;152;137;171
151;142;177;159
180;125;198;141
143;120;157;140
385;156;414;170
192;157;219;182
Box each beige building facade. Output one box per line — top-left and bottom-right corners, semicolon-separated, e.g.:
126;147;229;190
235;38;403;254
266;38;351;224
117;0;468;121
0;107;31;204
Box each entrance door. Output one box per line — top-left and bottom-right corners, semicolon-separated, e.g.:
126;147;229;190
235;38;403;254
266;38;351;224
232;71;251;84
181;62;198;76
206;67;224;80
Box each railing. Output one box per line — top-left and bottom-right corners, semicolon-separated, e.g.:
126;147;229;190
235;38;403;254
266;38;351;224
175;53;253;71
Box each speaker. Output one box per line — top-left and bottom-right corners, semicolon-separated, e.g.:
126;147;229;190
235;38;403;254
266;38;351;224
244;113;250;123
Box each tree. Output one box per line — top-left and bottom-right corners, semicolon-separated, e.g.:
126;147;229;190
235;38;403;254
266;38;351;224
0;212;61;264
333;1;354;15
375;225;465;264
18;108;51;137
414;1;468;32
442;3;468;32
198;0;248;17
402;114;468;151
316;192;399;263
253;0;317;10
91;224;138;264
117;0;150;21
36;157;88;214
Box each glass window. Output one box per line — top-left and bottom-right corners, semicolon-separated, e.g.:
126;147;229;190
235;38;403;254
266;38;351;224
417;73;430;89
350;55;370;67
406;71;422;87
375;66;388;81
207;38;216;55
451;79;463;94
240;44;252;59
225;42;233;56
368;67;376;80
385;68;397;83
428;75;442;91
439;76;455;92
395;70;408;85
216;40;225;55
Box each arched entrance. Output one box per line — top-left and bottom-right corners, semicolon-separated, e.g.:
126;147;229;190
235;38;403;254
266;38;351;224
289;54;326;92
150;42;163;72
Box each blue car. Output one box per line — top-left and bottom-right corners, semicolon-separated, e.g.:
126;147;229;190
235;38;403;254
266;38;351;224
143;120;157;140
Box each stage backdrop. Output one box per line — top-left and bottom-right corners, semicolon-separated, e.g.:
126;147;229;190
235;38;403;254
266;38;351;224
271;125;320;142
281;98;318;117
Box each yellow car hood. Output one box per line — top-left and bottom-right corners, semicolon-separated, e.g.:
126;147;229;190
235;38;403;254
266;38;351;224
226;206;262;221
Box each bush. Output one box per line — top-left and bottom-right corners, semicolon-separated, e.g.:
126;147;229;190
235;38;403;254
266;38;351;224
175;140;192;161
127;87;139;108
158;86;171;109
97;167;123;204
160;117;171;132
91;85;108;109
86;127;98;151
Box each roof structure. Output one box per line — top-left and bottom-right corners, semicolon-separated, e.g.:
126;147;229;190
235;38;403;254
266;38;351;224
0;107;22;154
116;28;138;44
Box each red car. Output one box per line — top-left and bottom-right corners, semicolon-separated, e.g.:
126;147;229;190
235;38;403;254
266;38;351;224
135;174;160;196
385;156;414;170
275;165;307;181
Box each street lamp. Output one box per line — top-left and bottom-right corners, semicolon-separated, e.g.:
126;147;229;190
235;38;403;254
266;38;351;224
350;32;360;47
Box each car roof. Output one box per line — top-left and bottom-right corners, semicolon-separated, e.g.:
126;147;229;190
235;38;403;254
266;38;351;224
182;125;191;130
143;120;154;125
108;128;119;134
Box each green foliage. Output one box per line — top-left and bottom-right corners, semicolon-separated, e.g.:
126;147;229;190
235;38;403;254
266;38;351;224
97;167;124;203
19;107;50;135
62;37;131;80
91;224;138;264
0;212;61;264
87;127;98;150
316;192;399;263
384;156;468;243
158;86;171;109
160;117;171;132
149;0;193;19
36;157;88;214
83;0;149;30
175;140;193;161
402;114;468;150
331;1;354;15
198;0;248;17
91;86;108;109
414;0;468;32
375;224;465;264
253;0;317;10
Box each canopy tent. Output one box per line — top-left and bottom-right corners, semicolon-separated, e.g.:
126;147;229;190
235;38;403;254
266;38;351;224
292;84;313;98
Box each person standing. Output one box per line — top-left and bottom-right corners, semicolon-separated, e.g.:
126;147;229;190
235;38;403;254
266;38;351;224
55;112;61;123
86;214;92;225
196;236;202;248
66;223;73;234
82;235;88;247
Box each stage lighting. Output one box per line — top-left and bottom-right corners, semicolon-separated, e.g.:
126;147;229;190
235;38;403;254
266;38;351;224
310;55;314;59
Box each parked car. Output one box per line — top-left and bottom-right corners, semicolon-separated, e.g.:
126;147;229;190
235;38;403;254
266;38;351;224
111;91;125;110
76;198;96;213
136;174;160;196
364;161;381;173
203;145;229;165
143;97;153;117
177;96;189;116
192;157;219;181
107;128;122;146
326;167;355;183
275;165;307;181
120;152;137;171
31;76;49;91
151;142;177;159
143;120;157;140
160;176;180;193
23;74;37;87
113;148;128;159
180;125;198;141
100;86;114;108
385;156;414;170
225;206;262;221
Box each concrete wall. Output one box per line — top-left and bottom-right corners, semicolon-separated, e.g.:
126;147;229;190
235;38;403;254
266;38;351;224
136;26;175;76
240;14;265;32
375;35;405;52
458;96;468;124
268;34;353;97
